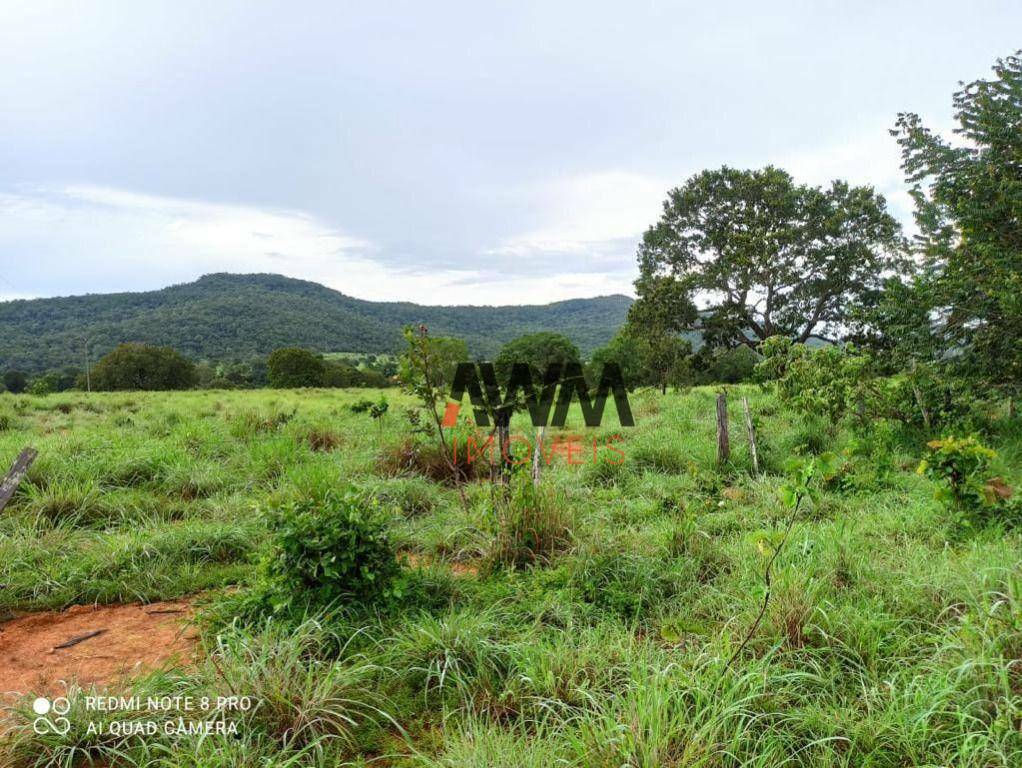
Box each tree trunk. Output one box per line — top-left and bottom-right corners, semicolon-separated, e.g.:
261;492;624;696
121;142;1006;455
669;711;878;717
716;392;730;465
909;360;931;431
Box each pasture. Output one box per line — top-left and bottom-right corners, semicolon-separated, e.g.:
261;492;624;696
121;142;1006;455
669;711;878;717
0;386;1020;766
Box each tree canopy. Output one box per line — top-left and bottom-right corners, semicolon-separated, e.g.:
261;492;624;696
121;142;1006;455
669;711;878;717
636;166;904;349
91;343;197;391
892;51;1022;395
267;348;327;388
623;276;697;393
494;332;581;384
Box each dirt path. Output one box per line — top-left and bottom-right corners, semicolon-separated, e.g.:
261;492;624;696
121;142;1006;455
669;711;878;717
0;600;198;704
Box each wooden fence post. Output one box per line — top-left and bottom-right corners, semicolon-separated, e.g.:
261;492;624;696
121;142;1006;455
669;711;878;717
743;396;760;476
716;392;730;465
531;427;544;487
495;408;511;487
0;448;37;513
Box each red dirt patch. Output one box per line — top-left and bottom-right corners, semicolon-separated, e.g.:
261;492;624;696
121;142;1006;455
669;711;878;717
0;600;198;704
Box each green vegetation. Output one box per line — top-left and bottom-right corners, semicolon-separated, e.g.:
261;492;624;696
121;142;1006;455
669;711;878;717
493;331;580;383
258;487;402;612
2;370;28;394
890;53;1022;399
1;382;1020;765
1;46;1020;768
0;273;631;375
634;166;903;349
90;343;198;391
267;347;327;388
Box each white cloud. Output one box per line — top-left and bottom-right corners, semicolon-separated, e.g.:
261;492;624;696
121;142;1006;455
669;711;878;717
0;184;638;305
486;171;668;261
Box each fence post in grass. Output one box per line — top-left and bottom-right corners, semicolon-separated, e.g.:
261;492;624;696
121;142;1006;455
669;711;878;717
495;407;511;487
0;448;37;514
716;391;730;465
531;427;544;487
742;396;760;476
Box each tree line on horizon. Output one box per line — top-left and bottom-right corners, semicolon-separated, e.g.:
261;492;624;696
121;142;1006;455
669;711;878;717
0;272;631;376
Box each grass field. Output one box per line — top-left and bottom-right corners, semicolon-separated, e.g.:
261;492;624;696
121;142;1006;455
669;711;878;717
1;386;1021;766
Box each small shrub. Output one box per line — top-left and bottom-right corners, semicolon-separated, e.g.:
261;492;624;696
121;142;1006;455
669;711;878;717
832;420;898;492
263;488;400;611
917;436;1013;525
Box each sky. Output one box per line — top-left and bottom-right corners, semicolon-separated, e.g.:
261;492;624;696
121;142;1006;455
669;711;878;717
1;1;1020;306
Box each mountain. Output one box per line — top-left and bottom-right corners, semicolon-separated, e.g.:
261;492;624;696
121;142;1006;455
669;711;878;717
0;273;633;374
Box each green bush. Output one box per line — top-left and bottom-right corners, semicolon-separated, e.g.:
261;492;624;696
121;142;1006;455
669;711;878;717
267;347;325;388
263;488;400;610
91;343;198;391
757;339;878;425
917;436;1014;525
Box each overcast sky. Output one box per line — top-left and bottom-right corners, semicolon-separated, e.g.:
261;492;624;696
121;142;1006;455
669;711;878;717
1;2;1019;305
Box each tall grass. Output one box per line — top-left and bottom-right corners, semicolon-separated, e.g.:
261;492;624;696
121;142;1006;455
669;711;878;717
0;386;1020;765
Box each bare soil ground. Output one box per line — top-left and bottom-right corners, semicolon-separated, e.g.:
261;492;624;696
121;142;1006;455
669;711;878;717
0;600;197;705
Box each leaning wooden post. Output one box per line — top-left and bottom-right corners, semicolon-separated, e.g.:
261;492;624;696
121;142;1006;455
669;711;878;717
716;392;730;465
0;448;37;514
742;396;760;475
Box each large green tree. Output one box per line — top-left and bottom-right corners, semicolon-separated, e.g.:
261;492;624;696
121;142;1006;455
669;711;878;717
91;343;197;391
636;166;904;349
494;331;581;384
267;348;326;388
893;51;1022;396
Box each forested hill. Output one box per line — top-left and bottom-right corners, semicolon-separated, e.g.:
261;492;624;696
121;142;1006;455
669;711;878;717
0;273;632;373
